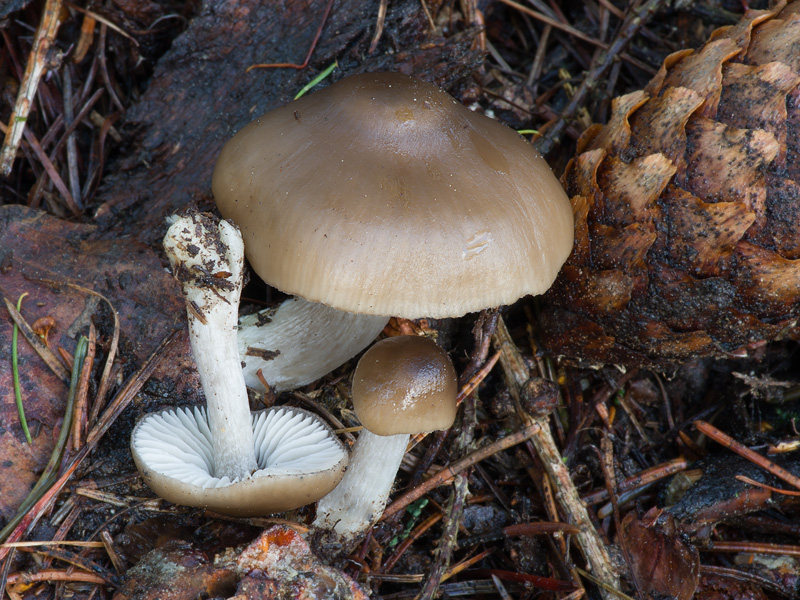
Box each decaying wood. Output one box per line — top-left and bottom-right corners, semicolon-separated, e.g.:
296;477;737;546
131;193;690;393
92;0;484;246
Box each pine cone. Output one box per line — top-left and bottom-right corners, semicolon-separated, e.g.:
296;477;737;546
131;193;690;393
540;1;800;367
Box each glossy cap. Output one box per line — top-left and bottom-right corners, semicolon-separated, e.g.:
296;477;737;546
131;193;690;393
352;335;458;435
212;71;573;318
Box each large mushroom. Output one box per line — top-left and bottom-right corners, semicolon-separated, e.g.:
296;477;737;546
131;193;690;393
212;71;573;391
130;215;348;516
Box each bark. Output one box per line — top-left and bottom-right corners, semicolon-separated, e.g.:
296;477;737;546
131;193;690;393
92;0;485;246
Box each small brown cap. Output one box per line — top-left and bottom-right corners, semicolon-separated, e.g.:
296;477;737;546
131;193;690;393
352;335;457;435
212;71;573;319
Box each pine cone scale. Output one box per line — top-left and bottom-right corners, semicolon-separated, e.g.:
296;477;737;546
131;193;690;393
542;1;800;365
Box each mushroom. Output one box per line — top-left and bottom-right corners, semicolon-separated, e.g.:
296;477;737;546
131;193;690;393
212;71;573;391
130;214;348;516
131;405;348;516
312;335;458;544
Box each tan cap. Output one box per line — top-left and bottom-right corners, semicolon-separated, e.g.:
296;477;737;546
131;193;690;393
352;335;457;435
212;71;573;319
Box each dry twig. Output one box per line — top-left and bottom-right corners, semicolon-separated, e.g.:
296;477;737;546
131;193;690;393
0;331;179;565
0;0;64;176
3;296;70;381
533;0;666;156
492;317;620;597
418;372;479;599
695;420;800;491
382;421;542;520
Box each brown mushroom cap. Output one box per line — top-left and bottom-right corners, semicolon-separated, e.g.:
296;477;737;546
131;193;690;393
352;335;458;436
133;453;345;517
212;71;573;319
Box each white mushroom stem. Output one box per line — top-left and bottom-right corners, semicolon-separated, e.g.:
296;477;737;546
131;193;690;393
164;214;257;481
313;430;408;542
239;299;389;391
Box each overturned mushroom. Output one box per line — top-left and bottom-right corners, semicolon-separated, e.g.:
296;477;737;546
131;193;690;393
132;405;348;516
130;214;347;516
213;71;573;391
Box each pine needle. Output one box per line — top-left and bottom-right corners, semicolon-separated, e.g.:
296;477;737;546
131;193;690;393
11;293;31;444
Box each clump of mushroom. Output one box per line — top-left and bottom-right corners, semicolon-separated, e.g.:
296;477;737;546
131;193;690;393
130;214;348;516
212;71;574;392
313;335;458;546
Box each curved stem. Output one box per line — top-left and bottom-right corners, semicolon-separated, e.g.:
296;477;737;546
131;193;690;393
239;298;388;391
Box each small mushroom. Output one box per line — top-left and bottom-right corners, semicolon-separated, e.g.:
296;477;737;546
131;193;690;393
130;214;348;516
212;71;573;391
313;335;457;544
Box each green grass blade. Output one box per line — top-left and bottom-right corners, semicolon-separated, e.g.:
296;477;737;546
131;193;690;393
11;293;31;444
294;61;338;100
0;336;86;544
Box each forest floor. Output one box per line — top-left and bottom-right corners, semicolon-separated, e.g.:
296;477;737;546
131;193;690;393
1;1;799;599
